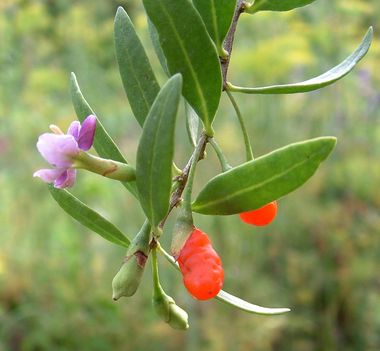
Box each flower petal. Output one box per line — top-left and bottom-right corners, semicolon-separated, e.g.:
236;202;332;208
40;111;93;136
33;168;66;183
78;115;96;151
67;120;81;140
54;168;77;188
37;133;79;167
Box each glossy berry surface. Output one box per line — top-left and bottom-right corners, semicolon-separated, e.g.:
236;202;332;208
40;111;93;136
239;201;278;226
177;228;224;300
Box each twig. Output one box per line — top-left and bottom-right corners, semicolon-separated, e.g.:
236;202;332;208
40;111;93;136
159;1;246;228
221;0;245;89
159;133;208;228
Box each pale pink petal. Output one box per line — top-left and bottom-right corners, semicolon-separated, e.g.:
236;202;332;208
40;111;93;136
54;168;77;188
33;168;66;183
37;133;79;167
78;115;96;151
67;121;81;140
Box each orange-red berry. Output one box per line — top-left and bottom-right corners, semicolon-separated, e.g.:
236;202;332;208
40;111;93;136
239;201;278;226
178;228;224;300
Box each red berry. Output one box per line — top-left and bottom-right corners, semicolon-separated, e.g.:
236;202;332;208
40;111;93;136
177;228;224;300
239;201;278;226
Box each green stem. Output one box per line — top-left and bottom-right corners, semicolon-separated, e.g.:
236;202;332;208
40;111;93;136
151;245;163;295
209;138;232;172
157;242;179;272
225;89;254;161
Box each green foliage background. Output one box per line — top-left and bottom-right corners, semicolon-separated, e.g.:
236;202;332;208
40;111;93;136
0;0;379;350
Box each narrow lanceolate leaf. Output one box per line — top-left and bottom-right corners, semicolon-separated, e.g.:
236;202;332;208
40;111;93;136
192;137;337;215
114;7;160;126
70;72;138;198
216;290;290;315
136;74;183;228
193;0;236;58
49;185;130;248
158;244;290;315
148;18;170;76
143;0;222;136
185;102;201;147
227;27;373;95
245;0;317;14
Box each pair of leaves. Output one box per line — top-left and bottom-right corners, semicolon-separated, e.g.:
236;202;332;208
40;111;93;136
228;27;373;95
70;73;138;198
192;137;336;215
136;75;183;228
143;0;222;136
246;0;316;14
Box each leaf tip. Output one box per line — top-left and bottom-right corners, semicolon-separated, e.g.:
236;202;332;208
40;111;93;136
70;72;78;87
317;136;337;160
325;136;337;148
366;27;374;45
116;6;126;16
171;73;183;87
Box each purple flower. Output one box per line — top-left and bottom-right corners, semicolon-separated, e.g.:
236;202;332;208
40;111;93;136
34;115;96;188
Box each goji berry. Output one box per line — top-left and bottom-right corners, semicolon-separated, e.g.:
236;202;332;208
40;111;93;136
239;201;278;226
177;228;224;300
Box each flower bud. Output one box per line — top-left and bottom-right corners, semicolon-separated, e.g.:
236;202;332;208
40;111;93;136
167;303;189;330
112;251;147;300
153;287;189;330
112;221;151;300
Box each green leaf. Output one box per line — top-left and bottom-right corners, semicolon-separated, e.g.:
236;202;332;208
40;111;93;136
143;0;222;136
193;0;236;57
192;137;337;215
48;185;130;248
147;18;170;76
158;243;290;315
136;74;183;228
227;27;373;95
114;7;160;127
185;102;201;147
246;0;317;13
70;72;138;198
216;290;290;315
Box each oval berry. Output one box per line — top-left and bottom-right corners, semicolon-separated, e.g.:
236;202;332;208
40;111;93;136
239;201;278;226
178;228;224;300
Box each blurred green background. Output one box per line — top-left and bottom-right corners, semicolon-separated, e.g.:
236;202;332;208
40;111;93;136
1;0;379;350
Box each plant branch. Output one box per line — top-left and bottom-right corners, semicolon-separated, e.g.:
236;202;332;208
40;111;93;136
221;0;246;89
158;1;245;229
159;133;208;228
